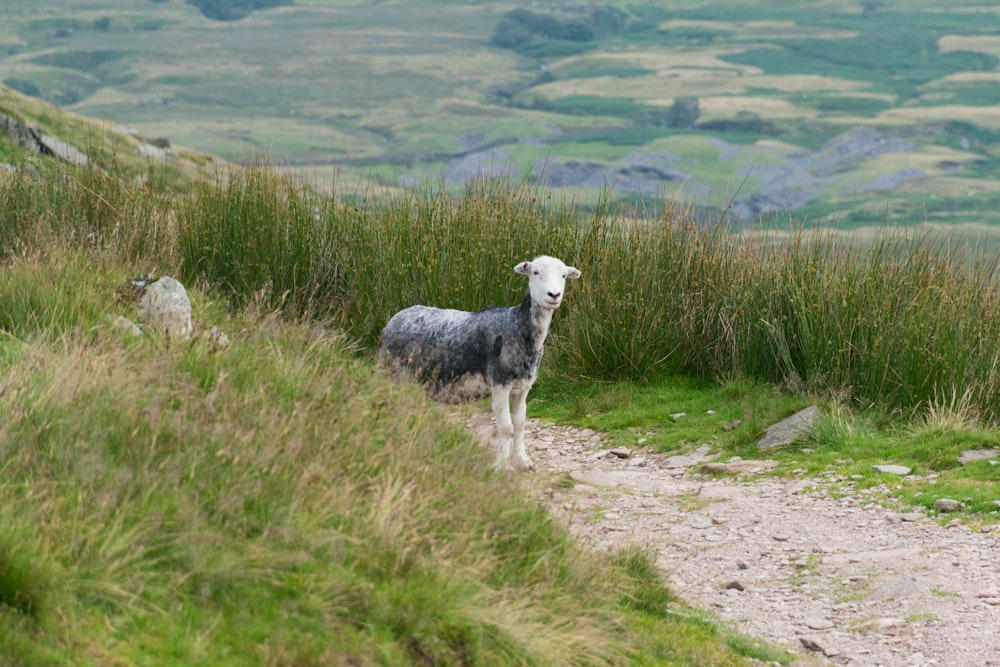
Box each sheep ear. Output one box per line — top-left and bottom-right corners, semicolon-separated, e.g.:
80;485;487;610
514;261;532;276
567;266;581;279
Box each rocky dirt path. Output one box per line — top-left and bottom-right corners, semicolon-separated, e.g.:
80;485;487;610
462;414;1000;667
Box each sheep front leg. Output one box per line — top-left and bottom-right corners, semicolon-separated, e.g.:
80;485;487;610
491;384;514;472
510;387;534;471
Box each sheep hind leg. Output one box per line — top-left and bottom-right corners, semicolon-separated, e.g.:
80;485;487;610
510;387;533;472
491;384;514;472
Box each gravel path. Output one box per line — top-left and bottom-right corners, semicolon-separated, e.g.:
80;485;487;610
462;413;1000;666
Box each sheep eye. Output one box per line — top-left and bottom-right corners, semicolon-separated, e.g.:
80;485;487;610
532;270;539;275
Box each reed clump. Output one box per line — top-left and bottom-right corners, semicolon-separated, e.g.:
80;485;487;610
7;162;1000;419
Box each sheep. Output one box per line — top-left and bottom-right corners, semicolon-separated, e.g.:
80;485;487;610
379;255;581;472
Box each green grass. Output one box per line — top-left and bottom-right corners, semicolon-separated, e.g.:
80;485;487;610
0;101;808;661
10;157;1000;424
715;13;999;102
1;247;779;665
531;376;804;455
3;106;1000;660
531;377;1000;522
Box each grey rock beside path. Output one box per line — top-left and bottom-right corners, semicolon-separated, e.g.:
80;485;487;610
933;498;963;513
757;405;823;449
873;464;912;476
663;443;715;468
959;448;999;465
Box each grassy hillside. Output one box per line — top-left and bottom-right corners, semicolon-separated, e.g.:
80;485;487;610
0;91;779;666
4;250;747;665
0;84;219;184
2;1;1000;225
2;89;999;665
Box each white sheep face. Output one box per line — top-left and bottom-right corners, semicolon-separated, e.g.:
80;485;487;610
514;255;581;310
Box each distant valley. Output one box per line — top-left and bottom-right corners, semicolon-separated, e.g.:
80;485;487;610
2;0;1000;227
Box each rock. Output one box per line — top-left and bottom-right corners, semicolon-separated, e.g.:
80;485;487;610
784;479;811;494
865;577;929;603
139;276;193;339
866;617;906;633
798;635;829;653
443;147;519;184
662;444;715;468
873;464;912;476
722;419;741;431
804;617;834;630
608;447;631;459
142;136;171;149
138;143;175;161
204;325;230;346
669;412;686;420
757;405;823;449
531;154;694;196
933;498;963;513
1;112;89;165
723;580;745;591
735;559;749;570
701;460;779;475
958;448;999;465
107;314;143;336
35;132;90;166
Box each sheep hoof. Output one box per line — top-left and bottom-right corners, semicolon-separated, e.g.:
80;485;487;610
513;456;535;472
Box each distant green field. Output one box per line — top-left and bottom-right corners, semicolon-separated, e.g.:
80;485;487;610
2;0;1000;227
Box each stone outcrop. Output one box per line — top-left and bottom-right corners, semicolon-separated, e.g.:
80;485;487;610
1;111;89;166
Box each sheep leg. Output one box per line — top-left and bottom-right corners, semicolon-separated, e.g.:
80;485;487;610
510;387;534;471
491;384;514;472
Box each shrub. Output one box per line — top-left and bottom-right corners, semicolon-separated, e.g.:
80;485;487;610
186;0;292;21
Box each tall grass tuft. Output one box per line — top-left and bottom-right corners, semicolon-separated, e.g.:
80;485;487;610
176;168;586;340
8;160;1000;419
0;164;175;263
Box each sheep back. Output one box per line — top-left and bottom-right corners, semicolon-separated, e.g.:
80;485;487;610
379;296;542;398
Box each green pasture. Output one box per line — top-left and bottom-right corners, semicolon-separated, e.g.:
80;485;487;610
3;0;1000;224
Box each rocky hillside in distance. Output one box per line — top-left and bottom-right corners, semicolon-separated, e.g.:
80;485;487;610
0;84;220;182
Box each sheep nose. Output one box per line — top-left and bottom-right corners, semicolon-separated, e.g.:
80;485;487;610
547;291;561;299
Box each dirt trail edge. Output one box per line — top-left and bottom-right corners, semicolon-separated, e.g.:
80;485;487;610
462;414;1000;667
